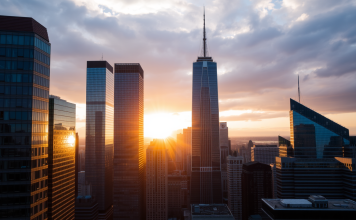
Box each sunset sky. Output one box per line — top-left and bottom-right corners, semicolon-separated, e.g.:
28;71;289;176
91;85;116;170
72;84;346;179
1;0;355;139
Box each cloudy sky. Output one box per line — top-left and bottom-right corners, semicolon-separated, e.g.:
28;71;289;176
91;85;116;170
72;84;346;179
1;0;356;138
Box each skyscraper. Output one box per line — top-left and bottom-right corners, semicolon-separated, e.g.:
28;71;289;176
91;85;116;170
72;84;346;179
251;144;279;165
48;95;76;219
191;10;222;204
290;99;350;158
227;155;244;220
146;139;168;220
241;162;273;220
85;61;114;219
113;63;144;220
182;127;192;175
0;15;50;219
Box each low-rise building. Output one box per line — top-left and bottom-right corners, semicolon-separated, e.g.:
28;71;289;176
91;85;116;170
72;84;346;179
261;195;356;220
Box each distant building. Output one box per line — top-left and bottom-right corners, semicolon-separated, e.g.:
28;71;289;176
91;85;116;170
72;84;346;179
183;127;192;175
75;183;99;220
85;60;114;219
242;162;273;220
190;204;234;220
227;156;244;220
261;196;356;220
75;132;79;198
220;123;230;202
48;96;76;219
220;122;229;163
251;145;279;165
176;133;184;170
113;63;145;220
78;171;85;196
146;139;168;220
276;157;356;200
168;170;188;219
290;99;350;158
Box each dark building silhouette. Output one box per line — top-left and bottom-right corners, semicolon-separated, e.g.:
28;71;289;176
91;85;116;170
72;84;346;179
113;63;145;220
290;99;350;158
242;162;272;220
48;96;76;219
85;61;114;219
0;15;50;219
168;171;188;219
191;11;222;205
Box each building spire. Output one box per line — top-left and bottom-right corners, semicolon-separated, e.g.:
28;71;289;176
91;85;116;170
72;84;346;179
298;75;301;103
203;7;207;57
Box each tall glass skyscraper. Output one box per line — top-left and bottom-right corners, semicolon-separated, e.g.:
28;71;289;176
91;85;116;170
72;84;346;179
0;16;50;219
191;12;222;204
113;63;144;220
85;61;114;219
290;99;350;158
48;95;76;219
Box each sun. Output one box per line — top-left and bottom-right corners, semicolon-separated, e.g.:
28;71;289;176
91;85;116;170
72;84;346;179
144;112;190;139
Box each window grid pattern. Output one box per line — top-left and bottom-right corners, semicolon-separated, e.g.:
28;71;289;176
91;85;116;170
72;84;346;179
85;67;114;213
113;69;144;220
0;29;50;220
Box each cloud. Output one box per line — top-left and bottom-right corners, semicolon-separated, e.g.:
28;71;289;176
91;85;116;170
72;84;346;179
1;0;355;136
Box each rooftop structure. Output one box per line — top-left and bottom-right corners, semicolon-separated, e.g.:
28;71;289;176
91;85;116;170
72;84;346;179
190;204;234;219
261;196;356;219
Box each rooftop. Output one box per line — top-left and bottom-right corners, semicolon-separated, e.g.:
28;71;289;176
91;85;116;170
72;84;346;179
263;198;356;211
191;204;233;216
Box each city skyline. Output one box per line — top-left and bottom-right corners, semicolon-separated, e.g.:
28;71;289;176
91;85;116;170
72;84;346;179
1;0;355;138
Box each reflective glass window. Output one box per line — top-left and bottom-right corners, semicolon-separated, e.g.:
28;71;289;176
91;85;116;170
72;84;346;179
0;48;5;56
13;35;18;45
18;36;24;45
0;35;6;44
6;35;12;44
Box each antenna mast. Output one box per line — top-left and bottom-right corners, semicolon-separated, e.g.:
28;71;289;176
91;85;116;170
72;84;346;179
298;75;301;103
203;7;206;57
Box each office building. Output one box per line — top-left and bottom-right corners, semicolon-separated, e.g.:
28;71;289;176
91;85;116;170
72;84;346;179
190;204;235;220
168;170;188;219
176;133;184;170
261;196;356;220
191;12;222;204
239;145;251;164
270;164;277;199
220;122;229;164
227;156;244;220
290;99;350;158
113;63;144;220
275;157;356;200
75;132;79;197
75;183;99;220
0;15;50;219
242;162;273;220
183;127;192;175
278;136;293;157
85;60;114;219
78;171;85;195
48;96;76;219
251;145;279;165
146;139;168;220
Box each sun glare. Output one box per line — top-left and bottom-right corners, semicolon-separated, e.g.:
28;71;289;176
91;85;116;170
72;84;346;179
144;112;191;139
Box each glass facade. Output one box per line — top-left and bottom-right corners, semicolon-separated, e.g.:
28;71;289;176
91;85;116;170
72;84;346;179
113;63;144;220
191;57;222;204
85;62;114;218
48;96;75;219
290;99;350;159
0;16;50;220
